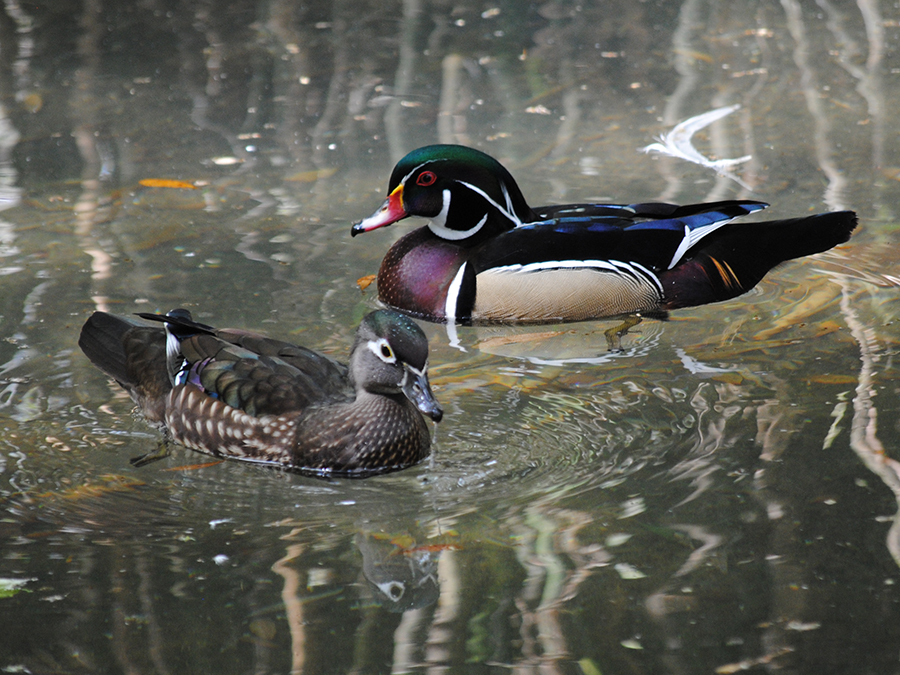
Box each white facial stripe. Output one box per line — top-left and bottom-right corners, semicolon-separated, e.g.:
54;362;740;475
445;262;468;320
429;211;487;240
501;182;517;220
428;189;452;230
406;362;426;378
366;338;397;364
490;259;664;294
456;179;523;227
400;160;432;186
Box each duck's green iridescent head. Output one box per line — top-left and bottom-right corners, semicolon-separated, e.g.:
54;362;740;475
351;144;535;240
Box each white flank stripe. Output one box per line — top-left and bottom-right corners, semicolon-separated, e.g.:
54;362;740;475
445;262;468;321
490;259;664;294
628;260;665;295
496;259;617;273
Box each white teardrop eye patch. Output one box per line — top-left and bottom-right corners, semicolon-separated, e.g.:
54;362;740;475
367;338;397;364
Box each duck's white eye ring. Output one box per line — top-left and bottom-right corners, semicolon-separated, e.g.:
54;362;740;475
368;338;396;364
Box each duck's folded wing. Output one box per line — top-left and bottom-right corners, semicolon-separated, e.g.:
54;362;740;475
179;333;352;417
659;210;857;309
477;201;767;274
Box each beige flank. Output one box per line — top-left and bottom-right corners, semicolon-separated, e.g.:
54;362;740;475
472;267;660;322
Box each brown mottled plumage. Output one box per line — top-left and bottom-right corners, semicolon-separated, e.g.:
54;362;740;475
78;309;442;478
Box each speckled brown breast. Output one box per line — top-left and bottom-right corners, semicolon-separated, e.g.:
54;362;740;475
292;392;431;474
164;385;430;477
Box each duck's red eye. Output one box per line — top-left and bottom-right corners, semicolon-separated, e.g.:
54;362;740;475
416;171;437;187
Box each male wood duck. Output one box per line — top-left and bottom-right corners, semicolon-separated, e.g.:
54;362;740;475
351;144;857;324
78;309;443;478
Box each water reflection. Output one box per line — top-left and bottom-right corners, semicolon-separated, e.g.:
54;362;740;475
0;0;899;673
5;364;873;672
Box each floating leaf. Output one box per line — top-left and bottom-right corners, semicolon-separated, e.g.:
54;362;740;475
357;274;376;291
139;178;197;189
615;563;647;579
578;658;604;675
0;578;34;598
606;533;632;547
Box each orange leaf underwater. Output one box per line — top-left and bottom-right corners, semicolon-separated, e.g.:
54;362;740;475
139;178;197;189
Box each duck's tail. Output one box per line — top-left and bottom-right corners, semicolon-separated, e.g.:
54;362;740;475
660;210;857;309
79;312;171;423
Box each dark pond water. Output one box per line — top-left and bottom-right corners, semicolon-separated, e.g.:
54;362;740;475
1;1;899;673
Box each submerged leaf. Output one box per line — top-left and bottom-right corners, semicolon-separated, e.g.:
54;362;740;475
163;460;225;472
286;167;338;182
139;178;197;189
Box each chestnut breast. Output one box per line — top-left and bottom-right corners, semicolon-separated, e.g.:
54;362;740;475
377;228;468;320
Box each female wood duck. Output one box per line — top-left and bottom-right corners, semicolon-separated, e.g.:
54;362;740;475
351;144;857;324
78;309;443;478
